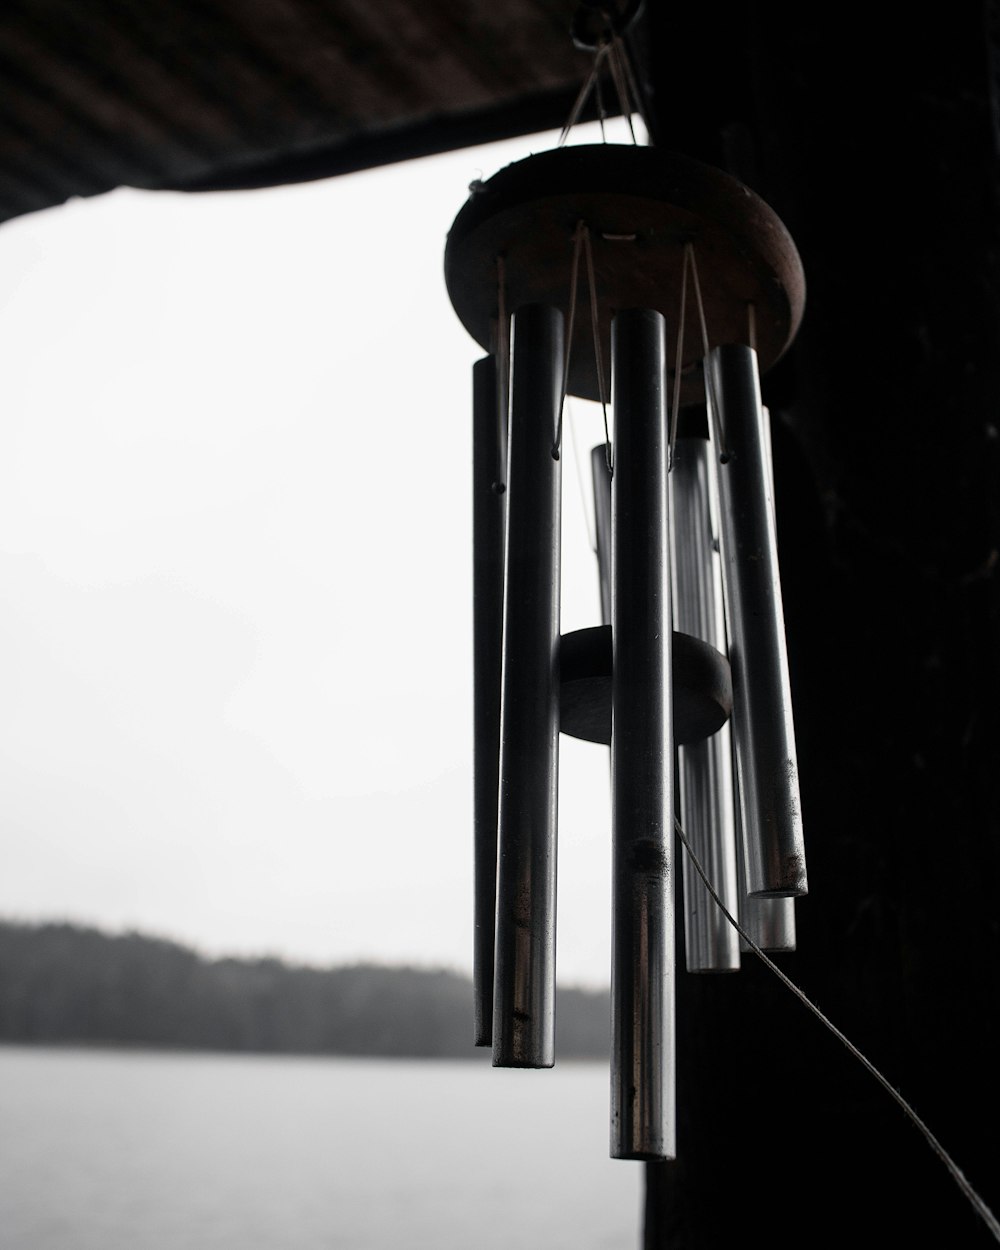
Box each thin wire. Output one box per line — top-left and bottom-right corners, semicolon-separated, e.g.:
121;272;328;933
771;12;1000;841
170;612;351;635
581;227;612;473
606;36;637;145
687;242;729;461
495;256;509;482
558;45;610;147
687;243;711;361
566;397;598;554
675;817;1000;1245
559;27;646;150
594;52;608;143
615;29;651;138
668;245;691;470
555;223;587;458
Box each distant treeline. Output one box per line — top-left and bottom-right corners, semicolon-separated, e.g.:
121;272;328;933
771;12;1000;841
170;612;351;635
0;921;610;1060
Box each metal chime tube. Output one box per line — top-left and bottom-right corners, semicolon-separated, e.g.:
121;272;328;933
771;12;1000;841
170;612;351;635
709;344;807;898
472;356;506;1045
739;896;796;953
591;444;613;624
733;401;796;951
670;434;740;972
493;303;564;1069
735;803;797;952
610;308;675;1160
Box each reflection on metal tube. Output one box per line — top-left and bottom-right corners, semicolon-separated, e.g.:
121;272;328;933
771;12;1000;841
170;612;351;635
591;444;613;625
733;399;796;951
709;344;807;898
472;356;505;1045
610;308;675;1160
733;747;797;950
735;801;797;952
493;304;563;1069
670;434;740;973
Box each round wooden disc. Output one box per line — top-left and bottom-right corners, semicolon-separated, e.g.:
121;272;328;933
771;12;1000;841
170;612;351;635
445;145;805;403
559;624;732;746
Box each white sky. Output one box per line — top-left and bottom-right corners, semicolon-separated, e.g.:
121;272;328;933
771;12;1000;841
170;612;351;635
0;122;630;988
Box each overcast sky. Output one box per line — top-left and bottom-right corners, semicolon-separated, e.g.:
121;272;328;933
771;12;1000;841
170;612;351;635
0;122;632;988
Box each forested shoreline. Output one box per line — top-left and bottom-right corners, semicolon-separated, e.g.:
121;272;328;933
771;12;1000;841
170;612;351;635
0;920;610;1059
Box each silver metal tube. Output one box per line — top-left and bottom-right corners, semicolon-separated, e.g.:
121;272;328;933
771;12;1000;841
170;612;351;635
472;355;505;1045
709;344;807;898
591;444;613;625
735;800;797;952
733;400;796;951
670;434;740;973
493;304;563;1069
610;308;675;1160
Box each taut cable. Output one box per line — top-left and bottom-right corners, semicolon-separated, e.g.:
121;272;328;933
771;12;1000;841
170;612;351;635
668;244;691;470
581;226;612;473
675;816;1000;1244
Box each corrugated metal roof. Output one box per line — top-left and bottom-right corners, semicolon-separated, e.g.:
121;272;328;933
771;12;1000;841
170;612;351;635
0;0;586;224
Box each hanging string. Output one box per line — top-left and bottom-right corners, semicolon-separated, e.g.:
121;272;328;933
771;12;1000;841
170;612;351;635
675;817;1000;1246
687;242;730;462
667;244;691;470
594;55;608;143
555;222;588;458
558;44;611;147
560;8;646;149
554;220;612;471
582;226;613;473
495;256;509;489
606;35;638;145
687;243;711;365
566;397;599;555
614;27;652;138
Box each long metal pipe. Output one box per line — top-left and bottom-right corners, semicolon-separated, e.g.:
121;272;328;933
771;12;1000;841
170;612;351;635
610;308;675;1160
739;896;797;953
670;434;740;972
733;401;797;952
472;355;506;1045
591;444;613;625
492;304;564;1069
735;805;797;952
709;344;807;898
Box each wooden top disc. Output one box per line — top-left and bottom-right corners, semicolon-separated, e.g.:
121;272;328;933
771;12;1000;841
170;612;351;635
445;145;805;403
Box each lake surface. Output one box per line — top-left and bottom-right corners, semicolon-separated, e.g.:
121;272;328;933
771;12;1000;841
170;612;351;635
0;1046;640;1249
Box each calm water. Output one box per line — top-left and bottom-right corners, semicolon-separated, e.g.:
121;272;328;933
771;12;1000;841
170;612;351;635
0;1046;640;1250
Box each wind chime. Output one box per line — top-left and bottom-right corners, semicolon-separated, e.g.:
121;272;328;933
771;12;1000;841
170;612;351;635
445;32;807;1162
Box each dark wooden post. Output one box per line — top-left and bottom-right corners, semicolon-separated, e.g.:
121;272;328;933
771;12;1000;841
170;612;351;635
640;7;1000;1246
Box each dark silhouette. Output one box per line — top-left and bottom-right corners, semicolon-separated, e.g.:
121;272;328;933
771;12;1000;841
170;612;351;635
0;919;610;1060
2;5;1000;1245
